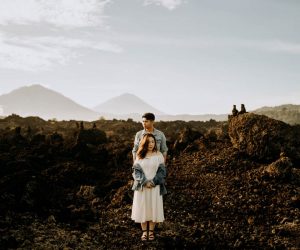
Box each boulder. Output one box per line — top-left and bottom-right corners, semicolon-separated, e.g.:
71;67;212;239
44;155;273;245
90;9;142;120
30;133;46;145
228;113;300;162
263;156;293;178
76;128;107;146
48;132;64;146
76;185;96;200
173;127;203;152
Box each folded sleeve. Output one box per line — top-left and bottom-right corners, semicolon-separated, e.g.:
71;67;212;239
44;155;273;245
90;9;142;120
132;165;147;187
152;163;167;185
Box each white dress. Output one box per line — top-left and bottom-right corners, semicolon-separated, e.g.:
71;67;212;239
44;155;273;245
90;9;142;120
131;152;165;223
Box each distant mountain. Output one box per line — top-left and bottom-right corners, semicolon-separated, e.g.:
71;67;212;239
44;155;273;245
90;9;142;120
93;93;165;115
0;84;100;121
5;85;298;123
92;112;228;122
99;103;300;123
0;86;228;122
93;93;229;121
253;104;300;125
157;113;228;122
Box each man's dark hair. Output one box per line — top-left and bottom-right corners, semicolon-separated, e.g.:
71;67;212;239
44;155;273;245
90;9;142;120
142;112;155;121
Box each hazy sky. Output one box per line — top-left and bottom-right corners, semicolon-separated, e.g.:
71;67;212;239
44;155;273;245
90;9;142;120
0;0;299;115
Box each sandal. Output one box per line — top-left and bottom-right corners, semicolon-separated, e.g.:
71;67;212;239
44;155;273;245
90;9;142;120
141;230;148;241
148;230;155;241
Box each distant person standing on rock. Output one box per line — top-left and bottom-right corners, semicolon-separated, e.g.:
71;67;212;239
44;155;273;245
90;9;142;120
232;105;238;116
131;133;167;241
132;112;168;163
238;104;247;114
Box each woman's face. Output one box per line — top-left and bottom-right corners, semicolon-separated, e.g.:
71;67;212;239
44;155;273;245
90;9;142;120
147;137;155;151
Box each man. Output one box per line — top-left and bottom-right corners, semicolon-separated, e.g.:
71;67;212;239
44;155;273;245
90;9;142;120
132;112;168;163
238;104;247;115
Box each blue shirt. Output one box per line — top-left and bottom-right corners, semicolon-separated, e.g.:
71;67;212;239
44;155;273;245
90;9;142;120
132;128;168;158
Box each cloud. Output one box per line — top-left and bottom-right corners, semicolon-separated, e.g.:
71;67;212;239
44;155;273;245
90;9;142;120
0;0;111;28
0;33;122;71
0;33;70;71
215;38;300;55
117;32;300;55
0;0;123;71
27;36;123;53
213;38;300;55
244;40;300;54
143;0;185;10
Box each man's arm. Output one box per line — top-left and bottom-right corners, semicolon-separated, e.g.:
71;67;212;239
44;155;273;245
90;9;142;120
162;152;167;163
132;132;140;162
132;153;136;163
160;133;168;163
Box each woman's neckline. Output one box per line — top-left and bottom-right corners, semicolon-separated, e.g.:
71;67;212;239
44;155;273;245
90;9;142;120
145;152;159;158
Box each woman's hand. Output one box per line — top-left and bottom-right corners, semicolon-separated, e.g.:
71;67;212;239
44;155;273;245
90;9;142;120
145;181;155;188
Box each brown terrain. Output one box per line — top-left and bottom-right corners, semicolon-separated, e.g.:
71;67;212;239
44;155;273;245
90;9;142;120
0;113;299;249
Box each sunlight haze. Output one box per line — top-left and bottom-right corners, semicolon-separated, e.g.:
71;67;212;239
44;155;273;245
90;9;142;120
0;0;299;115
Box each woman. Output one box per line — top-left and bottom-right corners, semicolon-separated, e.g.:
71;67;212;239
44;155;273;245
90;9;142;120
131;133;167;241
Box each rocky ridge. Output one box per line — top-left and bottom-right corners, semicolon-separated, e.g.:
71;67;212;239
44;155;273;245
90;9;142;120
0;113;299;249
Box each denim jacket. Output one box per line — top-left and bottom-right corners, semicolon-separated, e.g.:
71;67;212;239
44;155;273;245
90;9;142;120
131;162;167;196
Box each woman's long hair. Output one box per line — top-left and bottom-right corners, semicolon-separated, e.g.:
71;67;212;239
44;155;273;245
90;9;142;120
137;133;158;159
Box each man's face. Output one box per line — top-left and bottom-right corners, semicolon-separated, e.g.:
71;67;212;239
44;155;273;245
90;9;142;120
142;118;154;130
